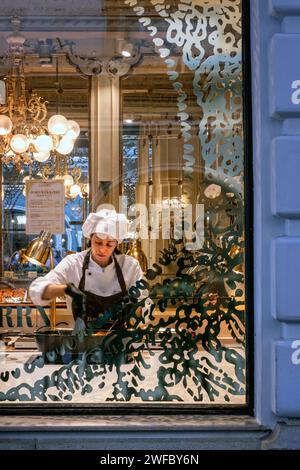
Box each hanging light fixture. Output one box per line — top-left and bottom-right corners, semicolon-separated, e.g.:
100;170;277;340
36;52;88;201
0;17;80;168
39;147;89;201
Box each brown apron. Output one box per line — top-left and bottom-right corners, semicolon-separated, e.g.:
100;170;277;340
78;250;129;331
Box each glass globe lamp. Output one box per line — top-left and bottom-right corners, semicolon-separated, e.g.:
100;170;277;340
34;134;53;153
48;114;68;136
63;174;74;187
66;120;80;139
0;114;13;135
10;134;29;153
56;137;74;155
32;151;50;162
69;184;81;198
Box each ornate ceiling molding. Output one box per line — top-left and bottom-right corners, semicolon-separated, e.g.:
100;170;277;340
60;35;143;77
0;0;103;15
0;16;109;32
66;52;142;77
0;16;165;33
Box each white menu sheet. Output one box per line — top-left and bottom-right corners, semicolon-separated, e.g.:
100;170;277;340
26;179;65;234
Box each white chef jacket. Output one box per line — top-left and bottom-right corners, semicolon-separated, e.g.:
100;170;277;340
29;250;150;319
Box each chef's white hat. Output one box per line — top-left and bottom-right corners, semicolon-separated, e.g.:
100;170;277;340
82;209;128;242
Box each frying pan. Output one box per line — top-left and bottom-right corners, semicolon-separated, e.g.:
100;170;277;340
34;326;132;364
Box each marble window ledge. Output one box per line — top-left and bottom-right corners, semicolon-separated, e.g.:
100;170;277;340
0;414;265;432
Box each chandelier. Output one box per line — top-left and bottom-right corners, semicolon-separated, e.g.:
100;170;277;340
41;152;89;200
0;18;82;198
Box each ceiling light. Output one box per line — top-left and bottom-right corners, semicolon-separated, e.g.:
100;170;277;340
121;43;134;58
0;18;80;166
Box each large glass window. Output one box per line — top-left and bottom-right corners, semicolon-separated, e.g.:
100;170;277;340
0;0;248;409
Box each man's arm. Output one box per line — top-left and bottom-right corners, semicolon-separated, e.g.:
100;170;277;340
29;255;75;306
42;284;67;300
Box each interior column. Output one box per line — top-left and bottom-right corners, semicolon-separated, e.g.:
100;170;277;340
90;75;120;212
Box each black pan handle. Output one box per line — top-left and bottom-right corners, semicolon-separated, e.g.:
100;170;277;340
35;321;69;333
0;280;16;289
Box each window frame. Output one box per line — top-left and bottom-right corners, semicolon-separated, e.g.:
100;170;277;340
0;0;254;416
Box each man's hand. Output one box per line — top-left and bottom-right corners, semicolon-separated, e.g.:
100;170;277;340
65;283;87;319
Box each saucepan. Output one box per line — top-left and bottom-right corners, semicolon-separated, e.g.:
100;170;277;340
34;325;132;364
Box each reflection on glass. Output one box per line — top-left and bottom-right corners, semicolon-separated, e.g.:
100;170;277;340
0;0;246;407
